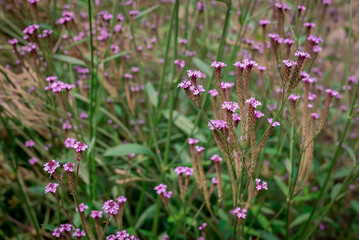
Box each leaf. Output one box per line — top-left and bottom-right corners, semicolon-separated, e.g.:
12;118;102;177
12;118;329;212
293;192;319;202
351;200;359;214
133;5;159;20
331;183;342;200
273;176;288;195
104;144;155;157
290;213;310;228
332;167;352;179
42;224;56;231
138;229;157;239
53;54;86;66
162;110;206;142
192;57;211;75
135;204;156;229
343;145;356;165
103;51;130;64
145;82;158;107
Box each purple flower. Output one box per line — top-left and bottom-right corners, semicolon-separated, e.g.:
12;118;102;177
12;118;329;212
8;38;19;46
60;224;72;232
90;210;103;219
283;38;295;46
64;138;76;148
243;59;258;68
298;5;306;11
76;203;89;212
233;61;246;69
222;101;239;112
43;160;60;176
177;80;192;89
259;19;270;26
103;200;119;215
28;157;38;165
208;89;218;97
311;113;319;119
232;207;247;219
254;110;264;119
198;222;207;231
129;10;140;17
190;85;205;95
174;59;185;68
245;97;262;108
63;162;75;172
255;178;268;191
72;229;86;237
288;94;300;101
275;3;291;11
154;184;167;195
210;155;222;162
187;70;205;79
268;118;280;126
195;146;205;153
184;167;193;176
304;22;316;28
221;82;235;89
163;191;173;199
282;59;296;68
197;2;206;12
325;89;339;97
117;196;127;204
73;142;88;152
233;113;241;121
210;61;227;69
208;120;228;130
211;178;218;185
25;140;35;147
52;228;63;238
45;183;59;194
295;50;311;59
188;138;199;145
174;166;185;175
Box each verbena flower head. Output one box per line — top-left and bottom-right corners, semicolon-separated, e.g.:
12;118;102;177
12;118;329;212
257;66;266;72
325;89;339;97
23;24;39;35
28;0;40;4
198;222;207;231
80;112;88;119
43;160;60;176
211;178;218;185
63;162;75;172
298;5;306;11
304;22;316;28
177;80;192;89
29;157;38;165
64;138;76;148
90;210;103;219
221;82;235;89
76;203;89;212
210;154;222;162
259;19;270;26
45;183;59;194
302;77;317;84
195;146;205;153
188;138;199;145
208;120;228;130
288;94;300;101
295;50;311;59
210;61;227;69
232;207;247;219
283;38;295;45
163;191;173;199
233;61;246;69
308;93;317;101
283;59;296;68
323;0;331;5
254;110;264;119
117;196;127;204
60;224;72;232
197;2;206;12
268;118;280;126
72;229;86;237
348;76;358;85
174;59;185;68
115;230;139;240
73;142;88;152
313;45;322;53
9;38;19;46
243;59;258;68
311;113;319;119
275;3;291;11
184;167;193;176
233;113;241;121
208;89;218;97
102;200;119;215
46;76;58;83
25;140;35;147
301;71;310;79
307;35;323;45
255;178;268;191
174;166;185;175
154;184;167;195
222;101;239;112
52;228;63;238
190;85;205;95
245;98;262;108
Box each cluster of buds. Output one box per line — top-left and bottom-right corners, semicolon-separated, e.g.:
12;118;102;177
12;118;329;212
177;70;206;108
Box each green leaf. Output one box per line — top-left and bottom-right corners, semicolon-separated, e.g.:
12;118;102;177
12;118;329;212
42;224;56;231
162;110;206;142
104;144;155;157
103;51;130;64
331;183;342;200
332;167;352;179
290;212;310;228
53;54;86;66
192;57;211;75
138;229;157;239
351;200;359;214
133;5;159;20
273;176;288;195
293;192;319;202
145;82;158;107
135;204;156;229
343;145;356;165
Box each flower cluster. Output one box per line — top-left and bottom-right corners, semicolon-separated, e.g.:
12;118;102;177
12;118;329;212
232;207;247;219
43;160;60;176
154;184;173;199
102;200;120;215
45;80;75;93
174;166;193;176
245;97;262;108
255;178;268;191
45;183;59;194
